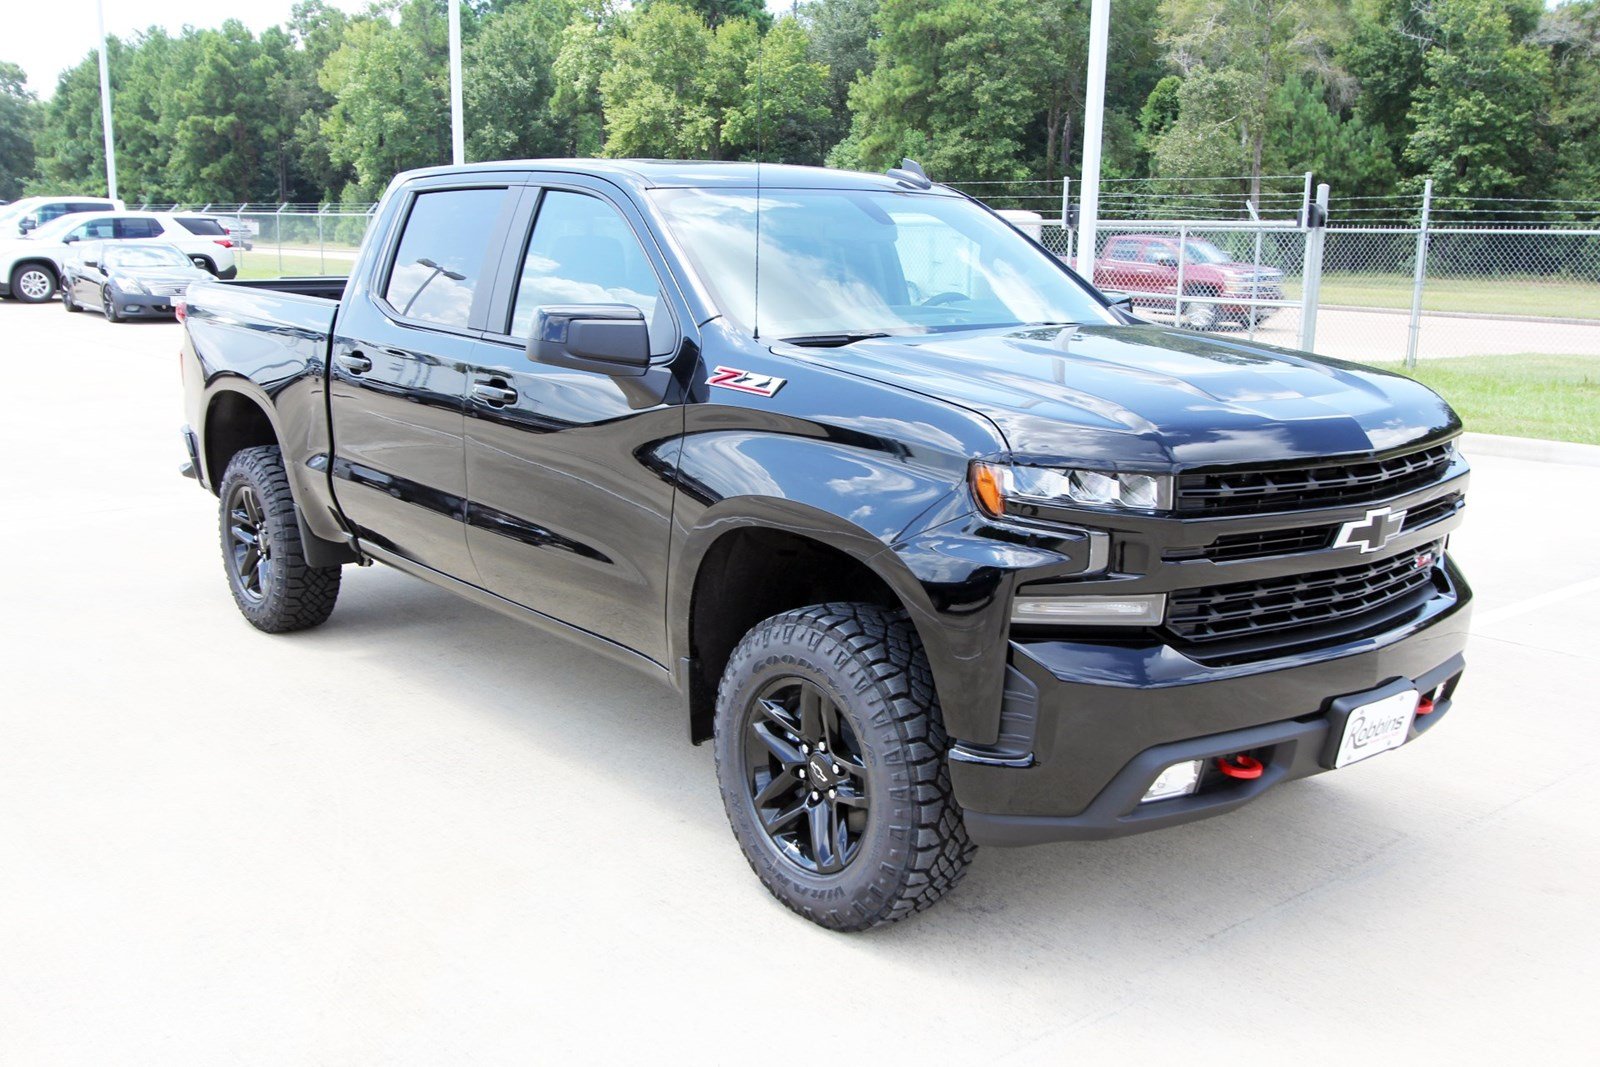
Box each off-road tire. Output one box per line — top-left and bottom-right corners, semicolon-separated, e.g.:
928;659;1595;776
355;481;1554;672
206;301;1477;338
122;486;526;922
713;603;976;931
218;446;341;633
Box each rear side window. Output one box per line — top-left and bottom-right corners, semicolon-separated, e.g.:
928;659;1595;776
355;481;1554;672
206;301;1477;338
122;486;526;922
114;218;163;239
382;188;507;328
1107;241;1138;261
175;217;227;236
74;218;117;240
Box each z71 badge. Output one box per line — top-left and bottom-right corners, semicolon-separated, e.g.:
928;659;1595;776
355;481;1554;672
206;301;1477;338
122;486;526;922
707;366;787;398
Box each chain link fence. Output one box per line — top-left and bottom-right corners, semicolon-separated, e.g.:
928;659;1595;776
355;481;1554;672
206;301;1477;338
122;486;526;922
148;186;1600;364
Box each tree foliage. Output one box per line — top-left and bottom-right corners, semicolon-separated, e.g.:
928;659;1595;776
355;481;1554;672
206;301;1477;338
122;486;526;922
5;0;1598;207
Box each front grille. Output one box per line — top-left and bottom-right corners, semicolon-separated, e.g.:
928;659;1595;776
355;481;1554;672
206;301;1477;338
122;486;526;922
1167;544;1441;646
1167;489;1465;564
1176;443;1454;517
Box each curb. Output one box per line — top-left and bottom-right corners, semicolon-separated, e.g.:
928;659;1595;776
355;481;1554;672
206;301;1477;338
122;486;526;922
1461;432;1600;467
1318;304;1600;328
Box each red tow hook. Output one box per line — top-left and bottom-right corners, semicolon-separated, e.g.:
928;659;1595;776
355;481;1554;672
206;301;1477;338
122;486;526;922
1416;695;1437;717
1216;754;1264;780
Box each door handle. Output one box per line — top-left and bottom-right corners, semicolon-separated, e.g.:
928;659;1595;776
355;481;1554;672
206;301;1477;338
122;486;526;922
472;380;518;406
335;351;372;375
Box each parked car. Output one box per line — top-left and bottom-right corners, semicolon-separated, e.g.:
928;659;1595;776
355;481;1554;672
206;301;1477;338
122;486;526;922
170;213;254;251
0;210;238;302
180;159;1469;931
61;240;210;322
0;194;124;237
1090;234;1285;330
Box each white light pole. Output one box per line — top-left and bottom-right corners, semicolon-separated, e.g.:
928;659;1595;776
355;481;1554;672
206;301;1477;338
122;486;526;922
1074;0;1110;277
448;0;464;165
96;0;119;201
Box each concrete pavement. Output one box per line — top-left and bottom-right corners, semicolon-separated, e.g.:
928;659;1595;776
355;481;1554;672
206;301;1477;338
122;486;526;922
2;300;1598;1063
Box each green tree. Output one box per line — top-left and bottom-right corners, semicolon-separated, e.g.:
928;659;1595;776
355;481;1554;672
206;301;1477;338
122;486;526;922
723;16;831;162
797;0;878;153
30;42;127;197
836;0;1049;183
552;15;616;156
164;22;280;201
0;62;41;200
1265;75;1398;194
320;0;453;199
651;0;772;30
1154;0;1344;205
1402;0;1550;198
1541;0;1600;203
465;0;578;161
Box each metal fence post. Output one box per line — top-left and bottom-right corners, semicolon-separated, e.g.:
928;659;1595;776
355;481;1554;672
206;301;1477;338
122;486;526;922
1174;223;1188;326
1060;175;1072;264
1405;179;1433;370
318;206;326;273
1248;224;1265;340
1298;184;1330;352
276;204;285;275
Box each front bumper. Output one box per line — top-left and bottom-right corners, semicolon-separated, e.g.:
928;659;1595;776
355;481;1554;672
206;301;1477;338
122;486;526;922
108;290;183;316
955;557;1470;845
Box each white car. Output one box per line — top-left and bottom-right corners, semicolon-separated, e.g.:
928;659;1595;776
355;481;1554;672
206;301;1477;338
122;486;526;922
0;195;124;237
0;210;239;302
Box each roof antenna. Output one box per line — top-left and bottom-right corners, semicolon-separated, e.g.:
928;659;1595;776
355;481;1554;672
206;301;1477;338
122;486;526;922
753;31;764;341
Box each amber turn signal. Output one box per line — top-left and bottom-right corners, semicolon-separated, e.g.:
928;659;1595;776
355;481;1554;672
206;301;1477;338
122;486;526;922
971;462;1005;517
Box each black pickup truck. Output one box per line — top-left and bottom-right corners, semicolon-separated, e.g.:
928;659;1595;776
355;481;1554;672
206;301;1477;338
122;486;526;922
179;159;1471;931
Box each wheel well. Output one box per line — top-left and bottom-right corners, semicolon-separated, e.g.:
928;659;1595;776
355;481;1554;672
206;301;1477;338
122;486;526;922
686;527;900;744
204;391;278;491
192;255;216;273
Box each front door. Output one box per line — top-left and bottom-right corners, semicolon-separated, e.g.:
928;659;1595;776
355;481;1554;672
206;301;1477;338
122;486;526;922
462;181;688;663
327;181;520;578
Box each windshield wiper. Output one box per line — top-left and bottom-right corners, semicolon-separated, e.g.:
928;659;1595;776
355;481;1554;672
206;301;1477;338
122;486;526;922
778;331;891;348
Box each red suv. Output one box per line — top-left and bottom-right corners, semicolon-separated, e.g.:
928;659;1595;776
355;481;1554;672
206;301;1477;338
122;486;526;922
1092;234;1284;330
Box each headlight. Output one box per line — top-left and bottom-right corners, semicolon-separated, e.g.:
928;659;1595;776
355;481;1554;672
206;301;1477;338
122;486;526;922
972;461;1172;516
111;275;148;294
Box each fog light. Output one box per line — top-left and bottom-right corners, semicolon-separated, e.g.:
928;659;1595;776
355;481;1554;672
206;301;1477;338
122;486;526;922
1140;759;1203;803
1011;593;1166;626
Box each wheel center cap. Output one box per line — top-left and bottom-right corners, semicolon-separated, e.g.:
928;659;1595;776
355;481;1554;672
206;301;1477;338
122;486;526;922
807;754;834;787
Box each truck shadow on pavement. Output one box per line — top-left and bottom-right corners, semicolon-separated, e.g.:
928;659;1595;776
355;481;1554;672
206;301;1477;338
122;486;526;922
311;559;1408;956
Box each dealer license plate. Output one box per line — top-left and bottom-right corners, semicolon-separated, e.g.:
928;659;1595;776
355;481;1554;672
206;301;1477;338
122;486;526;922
1334;689;1419;769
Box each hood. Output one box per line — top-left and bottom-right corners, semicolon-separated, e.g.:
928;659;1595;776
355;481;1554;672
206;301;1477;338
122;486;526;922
114;267;205;285
799;324;1460;468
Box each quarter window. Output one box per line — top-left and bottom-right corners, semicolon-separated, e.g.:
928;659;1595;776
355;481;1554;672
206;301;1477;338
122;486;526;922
383;188;507;328
510;190;670;354
115;218;163;239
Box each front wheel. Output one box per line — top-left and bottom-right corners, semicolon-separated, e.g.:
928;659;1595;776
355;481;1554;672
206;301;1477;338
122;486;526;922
713;603;975;931
62;285;80;312
101;286;123;323
10;263;55;303
218;446;342;632
1178;289;1221;331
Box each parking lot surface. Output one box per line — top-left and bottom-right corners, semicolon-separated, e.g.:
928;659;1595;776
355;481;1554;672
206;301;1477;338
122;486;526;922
2;302;1598;1062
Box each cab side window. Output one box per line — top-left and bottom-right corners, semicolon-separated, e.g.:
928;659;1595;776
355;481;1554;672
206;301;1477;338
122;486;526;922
74;219;117;240
510;190;671;354
382;188;507;329
115;218;162;239
1107;241;1139;262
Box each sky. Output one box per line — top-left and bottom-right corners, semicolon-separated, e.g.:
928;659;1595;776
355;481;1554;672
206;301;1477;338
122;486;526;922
2;0;366;98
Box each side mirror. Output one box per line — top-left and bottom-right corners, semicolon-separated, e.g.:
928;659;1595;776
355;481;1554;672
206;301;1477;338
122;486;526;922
1151;253;1177;267
63;235;79;244
1104;292;1136;315
19;218;36;234
527;305;650;377
83;259;99;269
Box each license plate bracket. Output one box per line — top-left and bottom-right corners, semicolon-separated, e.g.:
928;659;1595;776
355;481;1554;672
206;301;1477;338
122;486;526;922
1321;681;1420;770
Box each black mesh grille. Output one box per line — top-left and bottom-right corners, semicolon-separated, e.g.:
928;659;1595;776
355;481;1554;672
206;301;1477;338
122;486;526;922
1168;490;1464;564
1176;443;1454;516
1167;545;1441;646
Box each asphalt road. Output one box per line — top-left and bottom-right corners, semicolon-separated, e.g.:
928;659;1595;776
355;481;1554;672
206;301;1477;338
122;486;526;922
3;301;1599;1063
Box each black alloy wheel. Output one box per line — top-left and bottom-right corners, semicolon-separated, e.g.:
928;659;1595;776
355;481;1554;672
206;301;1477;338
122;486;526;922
742;677;871;875
714;603;975;931
101;286;122;323
226;482;273;603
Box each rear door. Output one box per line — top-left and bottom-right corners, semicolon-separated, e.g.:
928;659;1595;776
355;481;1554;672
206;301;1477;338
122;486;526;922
326;179;520;579
460;178;689;662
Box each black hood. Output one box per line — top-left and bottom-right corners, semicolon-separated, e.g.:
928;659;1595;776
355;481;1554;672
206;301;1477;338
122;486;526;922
812;324;1461;468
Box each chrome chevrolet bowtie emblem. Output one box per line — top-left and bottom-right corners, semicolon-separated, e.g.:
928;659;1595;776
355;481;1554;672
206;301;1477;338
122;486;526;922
1333;506;1408;554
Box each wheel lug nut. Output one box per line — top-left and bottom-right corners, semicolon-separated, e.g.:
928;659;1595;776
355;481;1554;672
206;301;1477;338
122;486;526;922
818;742;827;752
800;744;810;755
828;788;836;799
797;768;806;779
810;791;820;802
831;764;841;774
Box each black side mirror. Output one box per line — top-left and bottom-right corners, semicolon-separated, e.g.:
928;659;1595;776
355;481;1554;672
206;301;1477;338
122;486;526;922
19;218;36;234
1104;292;1136;315
62;235;79;244
527;305;650;377
83;259;99;269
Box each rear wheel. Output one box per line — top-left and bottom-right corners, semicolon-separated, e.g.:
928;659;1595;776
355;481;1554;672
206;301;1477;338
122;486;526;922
713;603;975;931
10;264;55;303
218;446;342;633
1178;288;1221;331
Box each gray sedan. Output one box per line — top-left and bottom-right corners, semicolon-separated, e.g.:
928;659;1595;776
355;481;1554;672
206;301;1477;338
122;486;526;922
62;241;213;322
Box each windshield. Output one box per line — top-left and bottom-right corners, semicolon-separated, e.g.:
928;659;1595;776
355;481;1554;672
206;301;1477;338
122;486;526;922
29;213;101;241
652;187;1111;339
1184;239;1232;264
105;244;191;269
